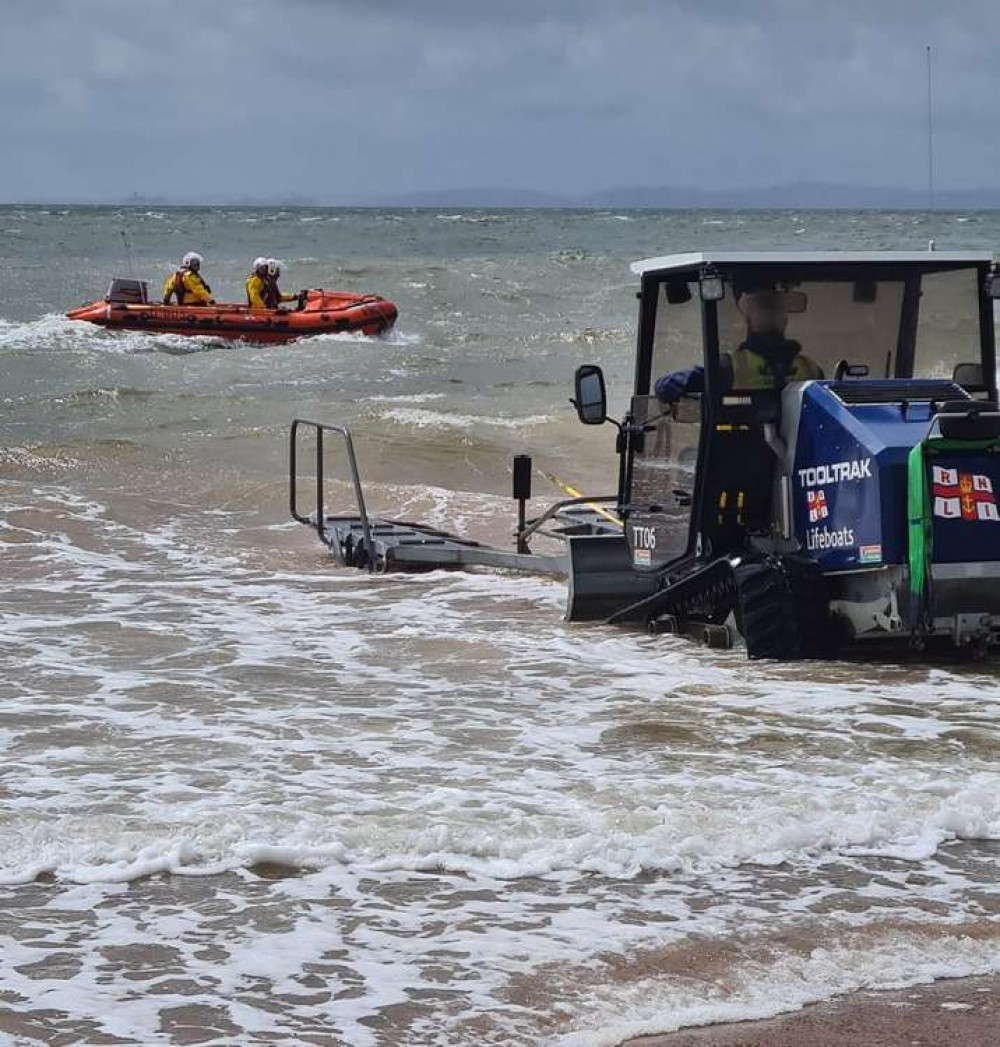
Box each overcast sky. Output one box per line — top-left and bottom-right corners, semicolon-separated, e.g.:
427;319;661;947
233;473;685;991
5;0;1000;202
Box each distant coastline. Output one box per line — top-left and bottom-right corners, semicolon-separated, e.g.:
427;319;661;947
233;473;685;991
6;182;1000;210
370;183;1000;210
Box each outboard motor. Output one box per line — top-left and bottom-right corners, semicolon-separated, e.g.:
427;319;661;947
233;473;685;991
105;278;149;305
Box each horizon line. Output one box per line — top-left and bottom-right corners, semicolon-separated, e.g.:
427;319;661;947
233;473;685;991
7;201;1000;212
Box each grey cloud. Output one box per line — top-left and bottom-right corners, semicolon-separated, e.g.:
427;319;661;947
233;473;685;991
5;0;1000;201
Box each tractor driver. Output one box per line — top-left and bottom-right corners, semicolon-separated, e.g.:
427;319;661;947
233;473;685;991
654;280;823;403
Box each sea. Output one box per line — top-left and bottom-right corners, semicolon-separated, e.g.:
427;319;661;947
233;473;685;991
1;206;999;1046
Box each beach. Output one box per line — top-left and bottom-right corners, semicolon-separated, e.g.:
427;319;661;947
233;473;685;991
1;205;998;1045
625;975;999;1046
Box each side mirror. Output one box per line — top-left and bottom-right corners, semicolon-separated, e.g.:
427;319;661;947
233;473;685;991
572;364;607;425
987;270;1000;298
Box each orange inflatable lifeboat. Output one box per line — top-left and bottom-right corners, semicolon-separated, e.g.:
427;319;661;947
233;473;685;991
67;279;398;344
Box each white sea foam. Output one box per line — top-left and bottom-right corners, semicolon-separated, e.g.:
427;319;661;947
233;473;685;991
379;407;551;429
0;313;233;356
303;326;421;347
559;931;1000;1046
2;524;998;889
0;313;118;352
364;392;447;403
3;460;1000;1045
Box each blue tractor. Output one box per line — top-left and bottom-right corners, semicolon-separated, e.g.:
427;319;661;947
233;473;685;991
567;251;1000;659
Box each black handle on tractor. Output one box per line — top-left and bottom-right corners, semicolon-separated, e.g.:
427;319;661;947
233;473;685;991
290;419;376;571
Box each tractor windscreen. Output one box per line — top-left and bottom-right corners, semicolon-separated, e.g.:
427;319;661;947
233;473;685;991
716;278;902;386
708;268;984;391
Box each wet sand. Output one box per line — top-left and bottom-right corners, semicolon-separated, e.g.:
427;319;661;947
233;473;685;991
624;975;999;1046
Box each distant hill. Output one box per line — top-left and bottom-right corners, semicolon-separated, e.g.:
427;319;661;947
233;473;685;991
372;182;1000;210
579;182;1000;210
376;187;569;208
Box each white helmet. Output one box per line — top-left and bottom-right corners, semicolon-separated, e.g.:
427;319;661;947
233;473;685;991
253;256;268;275
266;258;280;278
182;251;202;271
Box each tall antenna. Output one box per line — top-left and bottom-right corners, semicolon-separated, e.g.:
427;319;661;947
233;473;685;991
926;45;935;211
120;228;136;277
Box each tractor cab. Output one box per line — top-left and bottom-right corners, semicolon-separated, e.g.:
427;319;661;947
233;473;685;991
571;251;1000;657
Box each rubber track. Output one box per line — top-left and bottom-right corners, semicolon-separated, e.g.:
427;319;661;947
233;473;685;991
735;556;831;660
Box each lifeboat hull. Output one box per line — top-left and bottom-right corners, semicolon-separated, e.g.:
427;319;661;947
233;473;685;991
66;290;398;344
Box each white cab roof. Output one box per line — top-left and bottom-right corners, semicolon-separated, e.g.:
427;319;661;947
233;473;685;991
630;250;994;276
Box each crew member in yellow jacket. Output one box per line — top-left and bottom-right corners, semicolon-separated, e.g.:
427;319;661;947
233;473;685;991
162;252;214;306
246;257;299;309
266;258;299;308
728;283;823;389
245;257;273;309
655;280;823;402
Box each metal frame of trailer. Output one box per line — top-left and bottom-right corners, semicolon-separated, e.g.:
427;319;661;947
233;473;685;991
289;419;621;584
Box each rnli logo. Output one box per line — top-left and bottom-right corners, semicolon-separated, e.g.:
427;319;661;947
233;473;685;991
806;489;829;523
932;467;1000;522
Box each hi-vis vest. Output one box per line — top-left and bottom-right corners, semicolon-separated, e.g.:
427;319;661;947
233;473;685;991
163;269;212;306
729;346;823;390
247;273;295;309
246;273;276;309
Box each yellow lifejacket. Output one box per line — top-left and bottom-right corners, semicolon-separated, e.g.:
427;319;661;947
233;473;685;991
729;345;824;390
246;273;270;309
246;273;295;309
162;269;213;306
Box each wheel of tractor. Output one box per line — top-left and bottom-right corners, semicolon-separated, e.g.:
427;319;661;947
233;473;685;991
734;556;832;660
